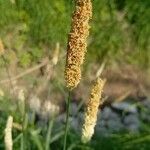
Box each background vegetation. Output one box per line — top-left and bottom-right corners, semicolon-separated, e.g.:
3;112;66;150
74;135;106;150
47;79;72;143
0;0;150;150
0;0;149;68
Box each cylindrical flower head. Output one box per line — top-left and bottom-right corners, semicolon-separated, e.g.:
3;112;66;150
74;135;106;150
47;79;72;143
81;78;105;143
0;39;4;55
65;64;81;90
4;116;13;150
65;0;92;90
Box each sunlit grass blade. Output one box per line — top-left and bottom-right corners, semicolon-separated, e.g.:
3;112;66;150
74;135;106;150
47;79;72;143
45;118;54;150
30;129;44;150
50;131;64;144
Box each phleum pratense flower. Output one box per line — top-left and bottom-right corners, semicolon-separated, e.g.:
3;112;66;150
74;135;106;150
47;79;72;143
65;0;92;90
81;78;105;143
4;116;13;150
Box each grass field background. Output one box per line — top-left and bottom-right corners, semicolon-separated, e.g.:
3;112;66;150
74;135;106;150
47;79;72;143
0;0;150;150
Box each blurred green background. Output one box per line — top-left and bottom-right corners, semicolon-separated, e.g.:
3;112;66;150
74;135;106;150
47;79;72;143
0;0;150;150
0;0;149;68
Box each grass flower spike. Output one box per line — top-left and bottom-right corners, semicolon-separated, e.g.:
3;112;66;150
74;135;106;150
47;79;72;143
81;78;105;143
4;116;13;150
65;0;92;90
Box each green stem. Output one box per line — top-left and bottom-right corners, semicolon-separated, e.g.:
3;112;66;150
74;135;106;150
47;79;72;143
21;96;27;150
22;111;26;150
63;91;71;150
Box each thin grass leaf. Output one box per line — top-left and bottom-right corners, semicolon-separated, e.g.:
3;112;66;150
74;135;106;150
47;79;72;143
13;133;23;144
68;142;79;150
77;99;84;112
50;131;64;144
20;134;24;150
30;130;44;150
123;134;150;147
45;119;54;150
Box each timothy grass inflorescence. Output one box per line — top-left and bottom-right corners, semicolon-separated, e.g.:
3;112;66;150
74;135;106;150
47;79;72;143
65;0;92;90
4;116;13;150
81;78;105;143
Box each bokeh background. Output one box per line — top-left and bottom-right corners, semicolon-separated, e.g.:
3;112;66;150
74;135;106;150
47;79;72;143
0;0;150;150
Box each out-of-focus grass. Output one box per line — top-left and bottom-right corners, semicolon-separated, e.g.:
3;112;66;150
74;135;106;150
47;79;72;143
0;1;149;148
0;0;149;68
0;96;150;150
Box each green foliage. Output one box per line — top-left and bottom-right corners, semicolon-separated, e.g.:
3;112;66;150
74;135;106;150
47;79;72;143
89;0;124;62
15;0;72;45
18;47;43;67
19;51;32;67
125;0;150;48
125;0;150;68
0;0;149;67
29;47;43;62
0;96;150;150
0;0;19;28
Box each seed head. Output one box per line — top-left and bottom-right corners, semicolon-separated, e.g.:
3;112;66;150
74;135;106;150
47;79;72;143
81;78;105;143
4;116;13;150
65;0;92;90
65;64;81;90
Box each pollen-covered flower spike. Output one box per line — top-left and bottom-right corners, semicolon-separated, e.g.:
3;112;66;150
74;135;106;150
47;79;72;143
4;116;13;150
81;78;106;143
65;0;92;90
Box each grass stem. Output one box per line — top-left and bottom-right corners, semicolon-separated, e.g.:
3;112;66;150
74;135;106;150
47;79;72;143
63;91;71;150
